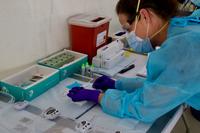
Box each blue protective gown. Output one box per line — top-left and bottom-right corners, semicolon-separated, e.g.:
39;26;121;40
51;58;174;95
100;11;200;123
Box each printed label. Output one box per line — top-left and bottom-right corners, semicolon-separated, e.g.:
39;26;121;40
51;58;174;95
96;30;107;47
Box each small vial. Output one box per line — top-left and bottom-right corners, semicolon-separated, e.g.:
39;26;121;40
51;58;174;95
81;64;85;76
85;62;90;75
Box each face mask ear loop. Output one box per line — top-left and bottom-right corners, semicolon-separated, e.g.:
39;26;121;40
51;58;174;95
134;16;138;32
134;0;141;32
150;21;169;39
146;20;150;38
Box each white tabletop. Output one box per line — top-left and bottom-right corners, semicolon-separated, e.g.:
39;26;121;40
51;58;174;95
0;52;183;133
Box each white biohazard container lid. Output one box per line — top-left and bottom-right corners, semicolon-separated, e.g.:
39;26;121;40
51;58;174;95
68;13;111;28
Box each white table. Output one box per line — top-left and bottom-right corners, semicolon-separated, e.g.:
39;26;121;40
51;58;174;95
0;52;184;133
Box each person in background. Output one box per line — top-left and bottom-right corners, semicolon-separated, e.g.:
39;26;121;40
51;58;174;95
67;0;200;123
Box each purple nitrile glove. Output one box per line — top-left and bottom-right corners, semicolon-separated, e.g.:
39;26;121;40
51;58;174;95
92;75;115;91
67;87;101;103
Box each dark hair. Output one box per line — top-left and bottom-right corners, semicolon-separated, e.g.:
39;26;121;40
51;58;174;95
116;0;180;24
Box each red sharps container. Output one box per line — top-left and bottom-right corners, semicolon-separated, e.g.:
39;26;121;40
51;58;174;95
68;14;111;62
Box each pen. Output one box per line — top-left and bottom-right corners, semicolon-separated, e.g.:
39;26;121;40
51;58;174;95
118;64;135;74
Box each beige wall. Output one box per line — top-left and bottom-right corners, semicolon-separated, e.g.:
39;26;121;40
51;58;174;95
0;0;121;78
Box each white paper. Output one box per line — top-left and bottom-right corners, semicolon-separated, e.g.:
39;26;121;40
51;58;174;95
31;78;96;119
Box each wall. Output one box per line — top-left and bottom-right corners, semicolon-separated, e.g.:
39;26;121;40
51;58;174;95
0;0;121;78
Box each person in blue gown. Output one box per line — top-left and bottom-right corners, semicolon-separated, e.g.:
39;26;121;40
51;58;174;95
67;0;200;123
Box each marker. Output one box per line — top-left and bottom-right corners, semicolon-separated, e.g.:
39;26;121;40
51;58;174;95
118;64;135;74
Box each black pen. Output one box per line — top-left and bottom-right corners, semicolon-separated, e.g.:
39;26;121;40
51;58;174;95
118;64;135;74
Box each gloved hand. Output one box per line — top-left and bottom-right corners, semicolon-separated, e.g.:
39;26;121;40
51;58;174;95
92;75;115;91
67;87;101;103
